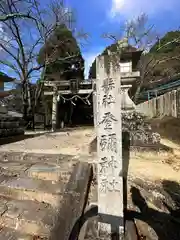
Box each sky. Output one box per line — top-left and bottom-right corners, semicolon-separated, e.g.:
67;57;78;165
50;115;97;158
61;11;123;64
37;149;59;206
1;0;180;85
64;0;180;78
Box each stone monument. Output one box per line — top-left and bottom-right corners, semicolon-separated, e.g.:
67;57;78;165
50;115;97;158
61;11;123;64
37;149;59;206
92;39;161;150
88;39;162;239
96;53;124;239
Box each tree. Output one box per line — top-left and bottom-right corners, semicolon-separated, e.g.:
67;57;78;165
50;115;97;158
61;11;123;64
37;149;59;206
37;24;85;82
0;13;37;22
89;14;180;103
148;31;180;78
89;14;157;79
125;15;180;102
0;0;81;126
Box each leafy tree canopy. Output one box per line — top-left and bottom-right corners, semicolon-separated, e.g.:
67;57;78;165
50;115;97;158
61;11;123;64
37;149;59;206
150;31;180;54
142;31;180;86
38;24;85;81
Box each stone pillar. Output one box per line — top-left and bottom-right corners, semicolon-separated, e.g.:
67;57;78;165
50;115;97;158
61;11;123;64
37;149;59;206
51;87;58;132
96;55;124;239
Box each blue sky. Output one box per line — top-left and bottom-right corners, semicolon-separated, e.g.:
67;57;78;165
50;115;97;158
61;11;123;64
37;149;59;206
2;0;180;87
64;0;180;78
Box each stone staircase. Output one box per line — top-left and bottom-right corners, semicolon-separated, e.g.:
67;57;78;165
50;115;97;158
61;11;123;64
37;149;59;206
0;151;78;239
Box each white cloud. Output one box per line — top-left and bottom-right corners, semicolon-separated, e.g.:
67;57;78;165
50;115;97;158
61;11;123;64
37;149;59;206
110;0;178;18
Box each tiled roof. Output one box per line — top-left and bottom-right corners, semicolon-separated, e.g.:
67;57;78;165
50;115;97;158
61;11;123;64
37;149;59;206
0;72;14;82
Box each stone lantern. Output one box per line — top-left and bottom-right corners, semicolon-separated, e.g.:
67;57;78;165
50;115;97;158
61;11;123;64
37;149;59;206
118;42;161;146
119;40;142;111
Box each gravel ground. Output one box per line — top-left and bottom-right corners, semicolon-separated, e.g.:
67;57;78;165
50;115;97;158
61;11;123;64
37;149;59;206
0;127;96;156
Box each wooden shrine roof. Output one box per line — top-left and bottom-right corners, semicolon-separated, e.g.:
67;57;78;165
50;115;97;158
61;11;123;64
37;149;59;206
0;72;14;82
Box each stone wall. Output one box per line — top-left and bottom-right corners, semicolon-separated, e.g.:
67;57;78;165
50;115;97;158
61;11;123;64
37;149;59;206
0;114;24;138
137;89;179;118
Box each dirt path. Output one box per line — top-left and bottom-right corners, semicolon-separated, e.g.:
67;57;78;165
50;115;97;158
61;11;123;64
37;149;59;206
127;117;180;240
1;126;180;182
0;127;96;156
129;154;180;182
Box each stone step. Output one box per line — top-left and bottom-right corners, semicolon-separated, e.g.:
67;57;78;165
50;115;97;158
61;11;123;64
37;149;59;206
0;175;66;207
0;161;73;182
0;152;79;238
0;197;56;237
0;151;77;165
0;227;33;240
27;163;73;182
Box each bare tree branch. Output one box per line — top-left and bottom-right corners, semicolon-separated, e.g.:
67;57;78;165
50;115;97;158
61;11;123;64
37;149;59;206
0;0;85;128
0;13;37;22
0;59;21;77
105;13;180;103
0;43;23;71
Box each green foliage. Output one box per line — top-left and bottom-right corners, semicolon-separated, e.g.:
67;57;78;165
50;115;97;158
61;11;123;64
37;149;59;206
150;31;180;54
147;31;180;81
38;24;84;81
